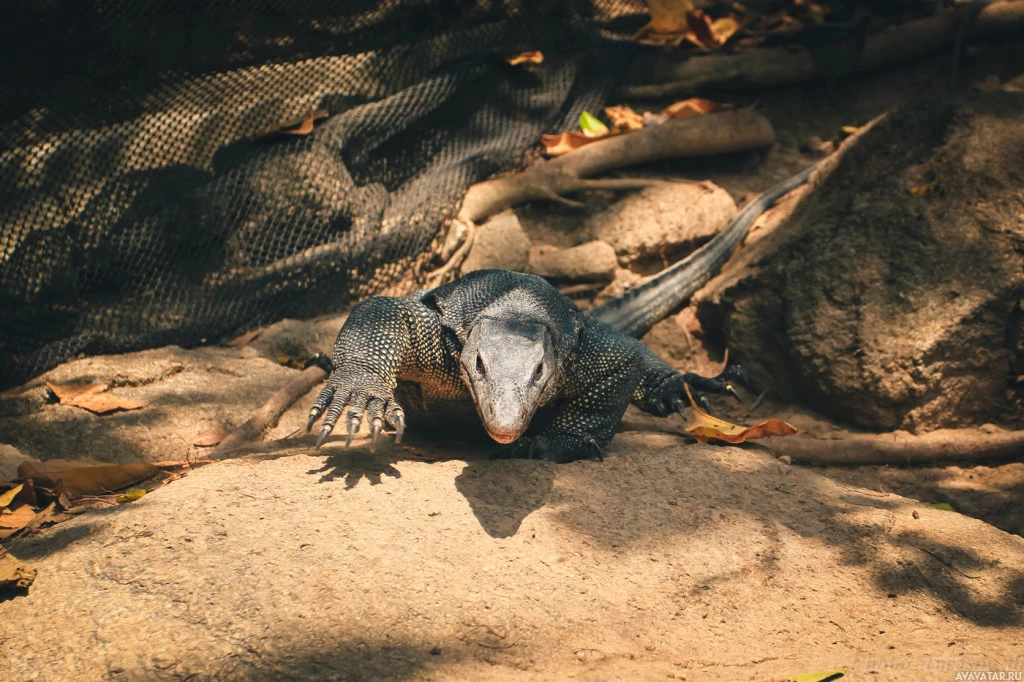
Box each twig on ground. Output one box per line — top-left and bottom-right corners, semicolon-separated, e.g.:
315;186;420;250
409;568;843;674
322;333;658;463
619;0;1024;99
211;364;327;459
456;108;775;224
762;428;1024;465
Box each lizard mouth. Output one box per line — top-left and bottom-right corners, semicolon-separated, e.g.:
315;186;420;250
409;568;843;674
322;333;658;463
486;428;521;444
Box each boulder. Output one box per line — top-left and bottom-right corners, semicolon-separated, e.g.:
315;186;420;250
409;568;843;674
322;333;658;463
697;94;1024;431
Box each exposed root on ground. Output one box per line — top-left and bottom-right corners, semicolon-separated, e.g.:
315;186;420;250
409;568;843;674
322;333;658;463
619;0;1024;99
212;365;327;459
763;428;1024;465
456;108;775;224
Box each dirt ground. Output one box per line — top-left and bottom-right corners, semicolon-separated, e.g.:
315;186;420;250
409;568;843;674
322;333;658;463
2;38;1024;682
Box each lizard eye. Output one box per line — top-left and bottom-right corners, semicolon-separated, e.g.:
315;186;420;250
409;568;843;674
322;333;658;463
532;362;544;383
476;354;486;376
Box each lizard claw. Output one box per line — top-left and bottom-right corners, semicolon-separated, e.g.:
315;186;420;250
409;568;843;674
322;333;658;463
315;425;333;449
725;384;741;403
345;416;360;448
306;408;321;433
370;419;383;452
393;410;405;445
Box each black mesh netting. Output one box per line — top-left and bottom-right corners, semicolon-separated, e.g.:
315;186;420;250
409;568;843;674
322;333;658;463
0;0;645;389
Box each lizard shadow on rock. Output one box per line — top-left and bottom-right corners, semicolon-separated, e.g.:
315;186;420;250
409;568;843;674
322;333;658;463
454;458;556;539
311;433;555;539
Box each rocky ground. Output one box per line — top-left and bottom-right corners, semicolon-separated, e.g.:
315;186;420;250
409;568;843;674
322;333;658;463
2;37;1023;682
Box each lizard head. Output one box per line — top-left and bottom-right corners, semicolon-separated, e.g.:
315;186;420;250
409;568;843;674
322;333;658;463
460;317;558;444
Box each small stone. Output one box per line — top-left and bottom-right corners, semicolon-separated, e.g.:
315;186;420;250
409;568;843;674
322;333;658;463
429;646;441;656
460;210;531;274
527;240;617;283
778;455;792;465
589;181;736;263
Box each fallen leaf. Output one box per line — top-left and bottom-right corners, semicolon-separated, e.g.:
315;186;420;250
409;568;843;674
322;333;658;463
0;484;23;508
604;105;644;131
840;125;860;135
789;668;847;682
540;131;598;156
191;428;230;447
507;51;543;65
116;488;147;504
46;381;106;402
20;461;161;499
0;549;36;591
683;384;798;444
46;382;146;415
908;180;937;196
256;109;329;139
226;329;260;347
18;459;98;478
683;9;720;49
579;111;609;138
664;97;726;119
0;505;38;539
21;503;71;536
711;15;741;43
924;502;956;512
642;0;693;33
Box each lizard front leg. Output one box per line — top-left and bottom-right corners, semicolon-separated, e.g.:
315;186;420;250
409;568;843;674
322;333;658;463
307;296;444;449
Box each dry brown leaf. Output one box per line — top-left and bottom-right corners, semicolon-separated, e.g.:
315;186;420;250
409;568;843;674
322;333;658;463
683;9;721;49
541;131;602;157
0;484;23;508
664;97;727;119
21;503;71;536
908;180;937;196
683;384;799;444
46;381;146;414
226;329;260;347
507;51;543;65
0;505;38;539
18;459;96;478
604;105;645;131
0;549;36;591
711;15;741;43
20;462;161;499
256;109;329;139
638;0;694;34
191;428;230;447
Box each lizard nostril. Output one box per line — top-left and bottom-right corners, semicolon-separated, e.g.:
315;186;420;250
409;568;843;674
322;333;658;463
476;353;486;376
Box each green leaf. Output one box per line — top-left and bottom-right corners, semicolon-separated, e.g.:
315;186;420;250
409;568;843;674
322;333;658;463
924;502;955;512
116;488;147;504
790;668;847;682
579;111;609;138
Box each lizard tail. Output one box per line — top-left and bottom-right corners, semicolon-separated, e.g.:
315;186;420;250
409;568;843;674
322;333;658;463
587;162;818;338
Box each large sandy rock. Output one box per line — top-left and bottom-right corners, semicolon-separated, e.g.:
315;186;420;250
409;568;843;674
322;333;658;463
697;94;1024;431
3;432;1022;681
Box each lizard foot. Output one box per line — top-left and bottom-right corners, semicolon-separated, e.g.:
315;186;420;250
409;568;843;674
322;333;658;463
649;364;750;417
491;433;603;464
306;369;405;451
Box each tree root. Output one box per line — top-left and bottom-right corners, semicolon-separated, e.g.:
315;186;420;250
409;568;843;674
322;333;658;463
619;0;1024;99
211;364;327;460
762;428;1024;465
456;108;775;224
